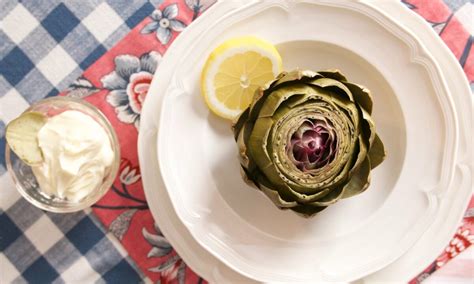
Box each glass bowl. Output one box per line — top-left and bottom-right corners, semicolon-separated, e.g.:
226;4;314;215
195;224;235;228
5;97;120;213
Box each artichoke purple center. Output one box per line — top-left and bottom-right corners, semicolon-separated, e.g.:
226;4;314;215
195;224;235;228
289;119;337;171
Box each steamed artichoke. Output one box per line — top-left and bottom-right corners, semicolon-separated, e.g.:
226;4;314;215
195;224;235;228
232;69;386;217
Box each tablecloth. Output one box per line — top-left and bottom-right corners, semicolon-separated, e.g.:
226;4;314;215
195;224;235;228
1;0;472;283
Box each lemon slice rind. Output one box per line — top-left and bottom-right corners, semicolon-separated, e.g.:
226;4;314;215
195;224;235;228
201;36;283;120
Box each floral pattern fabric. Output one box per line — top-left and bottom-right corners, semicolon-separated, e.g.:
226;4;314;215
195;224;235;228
102;51;162;129
141;4;187;45
60;0;472;283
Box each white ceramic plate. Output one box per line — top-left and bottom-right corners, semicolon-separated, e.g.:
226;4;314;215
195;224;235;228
139;1;472;283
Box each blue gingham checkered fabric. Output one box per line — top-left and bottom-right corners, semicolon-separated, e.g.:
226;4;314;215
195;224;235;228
0;1;159;282
1;203;145;283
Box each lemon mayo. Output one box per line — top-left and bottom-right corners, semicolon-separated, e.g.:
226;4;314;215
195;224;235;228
32;110;114;202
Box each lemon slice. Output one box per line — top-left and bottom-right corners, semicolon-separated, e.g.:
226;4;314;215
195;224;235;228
6;112;47;165
201;36;283;120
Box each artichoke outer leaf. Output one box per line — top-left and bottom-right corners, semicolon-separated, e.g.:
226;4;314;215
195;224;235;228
259;183;299;208
308;77;354;101
253;168;304;207
284;92;321;109
248;117;287;187
237;126;251;169
341;157;371;199
273;69;319;86
248;118;273;169
348;135;368;177
256;164;335;204
269;71;288;86
286;186;333;204
360;106;376;147
319;69;348;82
304;184;345;206
240;121;257;171
291;204;327;218
249;88;268;121
343;81;373;114
368;133;386;169
232;107;250;140
283;87;343;110
248;71;320;121
242;167;301;209
256;155;337;203
239;166;257;187
258;84;316;118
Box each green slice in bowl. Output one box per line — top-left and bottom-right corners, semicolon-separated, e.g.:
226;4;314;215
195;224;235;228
6;112;47;165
